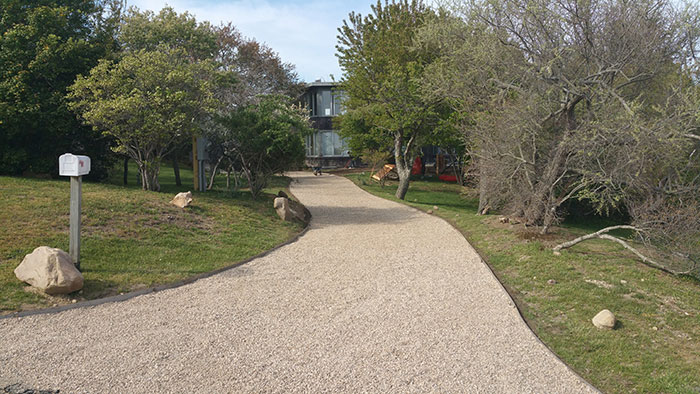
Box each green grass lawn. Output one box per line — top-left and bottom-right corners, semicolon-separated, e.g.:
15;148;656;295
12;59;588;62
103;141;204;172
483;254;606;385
346;173;700;394
1;164;302;314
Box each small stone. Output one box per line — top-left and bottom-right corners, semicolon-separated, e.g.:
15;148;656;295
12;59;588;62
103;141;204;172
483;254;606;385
455;214;459;217
433;205;439;210
592;309;616;329
547;279;557;285
641;278;645;282
533;276;537;280
170;191;193;208
427;210;433;214
71;299;77;303
553;251;562;256
652;326;658;331
620;280;628;285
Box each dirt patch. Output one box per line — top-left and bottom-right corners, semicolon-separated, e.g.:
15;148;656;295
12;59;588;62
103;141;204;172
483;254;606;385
83;206;215;239
584;279;615;289
515;229;561;242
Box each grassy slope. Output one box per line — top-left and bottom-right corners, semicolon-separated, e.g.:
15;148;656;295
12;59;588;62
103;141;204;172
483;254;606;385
1;164;301;314
346;174;700;394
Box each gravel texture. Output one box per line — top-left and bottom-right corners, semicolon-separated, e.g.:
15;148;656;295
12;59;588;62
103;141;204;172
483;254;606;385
0;173;597;393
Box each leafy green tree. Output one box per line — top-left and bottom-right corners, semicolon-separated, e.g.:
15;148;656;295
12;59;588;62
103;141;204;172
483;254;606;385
120;6;217;61
204;23;304;188
117;6;221;185
213;95;311;198
337;0;450;199
0;0;120;178
68;48;222;191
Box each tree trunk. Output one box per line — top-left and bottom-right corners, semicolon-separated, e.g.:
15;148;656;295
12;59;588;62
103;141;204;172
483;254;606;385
525;106;578;230
395;173;411;199
123;157;129;185
393;132;414;200
248;173;266;199
524;133;570;229
207;156;224;190
137;161;161;192
172;156;181;186
477;179;489;215
453;154;464;186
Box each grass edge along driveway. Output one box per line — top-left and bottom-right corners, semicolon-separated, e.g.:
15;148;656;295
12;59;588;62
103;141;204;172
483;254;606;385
345;173;700;394
0;174;302;315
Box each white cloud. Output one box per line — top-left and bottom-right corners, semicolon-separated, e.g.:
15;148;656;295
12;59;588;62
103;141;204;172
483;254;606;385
126;0;374;82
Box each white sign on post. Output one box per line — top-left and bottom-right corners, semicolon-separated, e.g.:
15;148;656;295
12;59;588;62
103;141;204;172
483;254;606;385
59;153;90;270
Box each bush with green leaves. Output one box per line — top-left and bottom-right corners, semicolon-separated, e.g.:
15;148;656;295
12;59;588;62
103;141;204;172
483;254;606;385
212;95;311;198
0;0;119;178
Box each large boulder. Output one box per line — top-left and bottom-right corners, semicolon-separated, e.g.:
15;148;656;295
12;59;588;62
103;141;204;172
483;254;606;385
14;247;83;294
273;197;310;223
170;191;193;208
592;309;616;329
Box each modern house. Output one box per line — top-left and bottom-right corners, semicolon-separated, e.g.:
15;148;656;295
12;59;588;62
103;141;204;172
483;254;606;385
299;82;351;168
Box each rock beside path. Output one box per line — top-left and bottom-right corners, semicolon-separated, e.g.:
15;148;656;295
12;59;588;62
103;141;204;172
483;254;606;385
14;246;83;294
273;197;310;223
592;309;616;329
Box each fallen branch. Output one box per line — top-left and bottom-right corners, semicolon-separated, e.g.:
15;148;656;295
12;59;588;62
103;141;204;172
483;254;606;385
553;225;694;276
552;225;639;252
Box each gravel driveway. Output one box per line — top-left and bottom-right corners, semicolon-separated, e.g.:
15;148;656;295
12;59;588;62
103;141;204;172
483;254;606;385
0;173;597;393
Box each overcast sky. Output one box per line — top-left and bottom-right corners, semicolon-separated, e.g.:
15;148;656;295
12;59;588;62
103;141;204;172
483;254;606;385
127;0;376;83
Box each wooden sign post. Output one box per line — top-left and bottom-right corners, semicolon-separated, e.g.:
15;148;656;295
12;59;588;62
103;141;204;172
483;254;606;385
69;175;82;270
59;154;91;270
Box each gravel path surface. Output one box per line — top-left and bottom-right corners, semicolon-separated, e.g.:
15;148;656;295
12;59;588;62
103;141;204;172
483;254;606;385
0;173;597;393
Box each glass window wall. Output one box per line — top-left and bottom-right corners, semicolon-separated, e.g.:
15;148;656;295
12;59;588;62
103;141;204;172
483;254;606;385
304;130;349;157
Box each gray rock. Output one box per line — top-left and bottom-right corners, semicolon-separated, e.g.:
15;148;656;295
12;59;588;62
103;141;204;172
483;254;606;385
273;197;310;223
592;309;616;329
14;246;83;294
274;197;293;221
